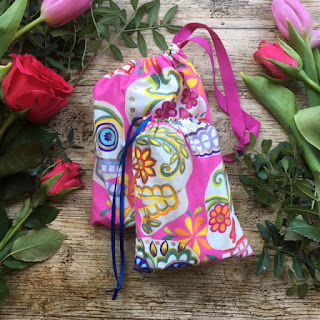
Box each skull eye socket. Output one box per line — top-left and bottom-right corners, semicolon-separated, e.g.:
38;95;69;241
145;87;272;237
96;122;118;152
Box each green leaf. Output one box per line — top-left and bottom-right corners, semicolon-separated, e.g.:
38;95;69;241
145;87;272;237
3;256;33;270
256;247;270;276
293;181;317;201
286;285;298;296
243;154;252;168
0;141;43;177
274;250;285;277
249;132;256;148
130;0;139;9
0;274;8;306
0;230;28;261
294;106;320;151
265;221;282;246
0;203;10;241
50;29;73;38
121;33;137;48
162;5;178;25
165;25;182;34
0;0;27;59
11;228;67;262
152;30;167;51
67;129;74;145
24;205;60;229
0;173;34;201
26;33;44;48
282;157;289;173
298;283;308;298
288;269;298;285
287;218;320;242
257;171;268;180
46;57;66;71
86;39;102;53
293;256;303;279
109;44;123;62
137;32;147;57
257;223;270;243
283;205;318;216
148;1;160;26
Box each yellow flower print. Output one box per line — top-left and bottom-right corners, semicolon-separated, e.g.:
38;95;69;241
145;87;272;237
209;204;231;233
133;147;156;184
174;215;211;256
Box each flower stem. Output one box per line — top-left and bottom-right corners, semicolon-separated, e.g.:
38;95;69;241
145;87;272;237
13;16;45;42
298;70;320;94
0;112;18;142
313;48;320;82
0;195;45;253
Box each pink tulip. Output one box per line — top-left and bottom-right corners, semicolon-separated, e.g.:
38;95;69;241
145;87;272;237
271;0;312;40
254;41;299;79
41;0;93;27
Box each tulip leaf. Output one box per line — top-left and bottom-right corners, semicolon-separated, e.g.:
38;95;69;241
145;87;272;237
0;141;43;177
0;0;27;59
241;73;296;131
294;106;320;151
11;228;67;262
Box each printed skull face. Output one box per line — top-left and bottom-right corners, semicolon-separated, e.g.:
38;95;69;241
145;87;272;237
132;123;193;236
93;101;125;197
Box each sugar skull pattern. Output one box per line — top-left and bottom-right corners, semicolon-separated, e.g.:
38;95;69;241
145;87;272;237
133;118;253;272
92;43;253;272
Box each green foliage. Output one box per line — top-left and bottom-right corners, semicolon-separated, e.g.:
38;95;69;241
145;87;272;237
7;0;181;76
10;228;67;262
239;135;320;298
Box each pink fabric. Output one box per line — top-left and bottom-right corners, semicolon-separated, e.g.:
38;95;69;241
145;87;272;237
91;23;260;235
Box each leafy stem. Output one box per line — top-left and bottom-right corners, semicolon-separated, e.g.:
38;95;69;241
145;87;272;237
123;24;167;33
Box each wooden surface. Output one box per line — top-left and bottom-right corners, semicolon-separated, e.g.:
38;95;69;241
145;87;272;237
1;0;320;319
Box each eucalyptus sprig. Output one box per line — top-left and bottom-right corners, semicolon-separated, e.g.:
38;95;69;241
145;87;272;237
2;0;181;83
238;134;320;298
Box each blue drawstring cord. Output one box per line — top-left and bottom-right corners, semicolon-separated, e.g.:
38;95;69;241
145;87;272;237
107;116;151;300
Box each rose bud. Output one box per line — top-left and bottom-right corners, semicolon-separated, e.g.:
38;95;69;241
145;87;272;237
41;159;84;198
2;54;74;123
41;0;93;27
271;0;312;40
254;40;299;79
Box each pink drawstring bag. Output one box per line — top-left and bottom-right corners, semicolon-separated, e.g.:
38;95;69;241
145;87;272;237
92;23;260;299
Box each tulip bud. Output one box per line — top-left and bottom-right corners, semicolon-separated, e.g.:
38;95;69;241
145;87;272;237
41;159;84;199
254;40;299;79
271;0;312;40
41;0;93;27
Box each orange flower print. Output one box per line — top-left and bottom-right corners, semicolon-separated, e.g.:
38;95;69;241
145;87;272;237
174;215;211;256
209;204;231;233
133;147;156;184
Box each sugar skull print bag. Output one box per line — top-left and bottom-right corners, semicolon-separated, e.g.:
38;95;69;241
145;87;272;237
91;23;261;299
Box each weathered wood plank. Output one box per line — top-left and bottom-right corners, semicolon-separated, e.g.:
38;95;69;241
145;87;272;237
1;0;320;318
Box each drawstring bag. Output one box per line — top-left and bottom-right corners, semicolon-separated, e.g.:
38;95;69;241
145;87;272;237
91;23;260;299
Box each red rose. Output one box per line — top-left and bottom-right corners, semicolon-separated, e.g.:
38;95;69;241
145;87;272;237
2;54;74;123
253;40;298;79
41;159;84;197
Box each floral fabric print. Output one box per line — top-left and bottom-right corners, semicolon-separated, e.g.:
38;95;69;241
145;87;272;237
92;43;253;272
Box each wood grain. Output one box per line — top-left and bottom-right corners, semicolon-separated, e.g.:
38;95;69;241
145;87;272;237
1;0;320;319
